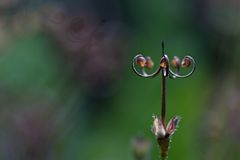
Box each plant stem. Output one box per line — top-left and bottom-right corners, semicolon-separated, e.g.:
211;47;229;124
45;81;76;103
161;72;166;128
161;40;166;128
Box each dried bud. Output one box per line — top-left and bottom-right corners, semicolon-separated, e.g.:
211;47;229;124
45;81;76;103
136;56;146;68
181;57;191;68
145;56;154;69
171;56;180;68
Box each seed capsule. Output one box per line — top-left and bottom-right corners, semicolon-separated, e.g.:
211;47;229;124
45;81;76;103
171;56;180;68
160;58;168;68
181;57;191;68
136;55;146;68
145;56;154;69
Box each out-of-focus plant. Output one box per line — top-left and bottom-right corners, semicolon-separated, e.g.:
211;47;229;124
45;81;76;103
132;136;151;160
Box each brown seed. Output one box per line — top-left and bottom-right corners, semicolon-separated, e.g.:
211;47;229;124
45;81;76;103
171;56;180;68
145;56;154;69
160;58;168;68
136;56;146;68
181;57;191;68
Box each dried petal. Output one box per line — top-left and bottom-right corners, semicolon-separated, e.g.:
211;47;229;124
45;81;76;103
152;115;166;138
166;116;181;136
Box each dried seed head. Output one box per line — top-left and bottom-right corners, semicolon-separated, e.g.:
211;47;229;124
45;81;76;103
171;56;180;68
145;56;154;69
136;55;146;68
181;57;191;68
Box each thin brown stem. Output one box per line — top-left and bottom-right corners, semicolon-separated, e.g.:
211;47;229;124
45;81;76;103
161;71;166;128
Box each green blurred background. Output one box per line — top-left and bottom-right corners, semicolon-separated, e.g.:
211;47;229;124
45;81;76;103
0;0;239;160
